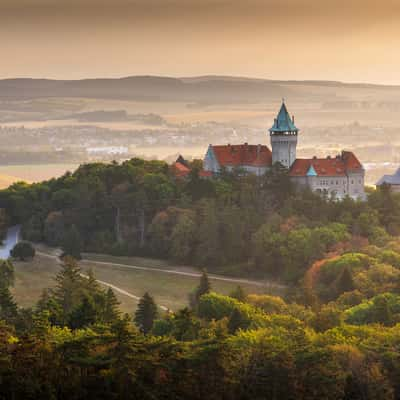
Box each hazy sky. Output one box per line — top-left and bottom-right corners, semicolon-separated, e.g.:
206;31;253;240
2;0;400;83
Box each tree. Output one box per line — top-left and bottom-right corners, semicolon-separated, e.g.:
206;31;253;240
373;296;393;326
190;269;211;309
52;256;85;323
170;308;201;341
110;314;138;398
84;269;101;295
0;260;14;288
134;292;158;334
103;288;121;324
228;308;245;334
311;303;343;332
170;213;196;263
193;200;222;267
69;295;97;329
10;241;35;261
335;266;355;297
252;224;286;277
229;286;247;302
62;225;83;260
0;284;17;323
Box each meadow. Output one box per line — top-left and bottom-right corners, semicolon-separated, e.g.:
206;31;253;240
11;252;275;314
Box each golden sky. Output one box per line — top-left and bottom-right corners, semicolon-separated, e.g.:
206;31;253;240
2;0;400;83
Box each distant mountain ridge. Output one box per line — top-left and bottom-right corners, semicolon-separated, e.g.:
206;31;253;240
0;75;399;103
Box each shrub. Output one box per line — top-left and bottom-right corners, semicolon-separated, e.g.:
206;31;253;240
198;292;269;331
377;250;400;269
246;294;287;314
345;293;400;326
10;241;35;261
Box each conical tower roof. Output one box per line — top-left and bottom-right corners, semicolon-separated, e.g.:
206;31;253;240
269;101;298;133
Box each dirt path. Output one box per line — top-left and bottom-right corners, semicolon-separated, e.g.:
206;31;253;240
36;247;286;312
37;251;169;311
79;273;169;311
36;248;285;290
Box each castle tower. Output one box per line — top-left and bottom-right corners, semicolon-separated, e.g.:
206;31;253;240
269;101;299;168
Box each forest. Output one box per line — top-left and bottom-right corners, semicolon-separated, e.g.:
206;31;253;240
0;158;398;281
2;159;400;398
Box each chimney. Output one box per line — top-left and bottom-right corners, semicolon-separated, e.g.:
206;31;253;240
292;115;295;123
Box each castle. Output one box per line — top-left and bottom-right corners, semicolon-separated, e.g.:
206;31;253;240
203;101;365;200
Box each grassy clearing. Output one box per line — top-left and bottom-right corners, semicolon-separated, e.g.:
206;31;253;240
11;253;277;315
11;254;137;313
12;255;60;309
83;253;199;273
80;258;275;313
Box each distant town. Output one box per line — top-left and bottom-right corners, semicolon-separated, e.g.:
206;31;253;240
1;120;400;185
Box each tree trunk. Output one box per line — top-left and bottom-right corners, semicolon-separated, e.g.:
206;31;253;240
115;207;123;243
138;208;145;248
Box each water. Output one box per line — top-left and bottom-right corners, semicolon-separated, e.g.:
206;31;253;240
0;225;21;259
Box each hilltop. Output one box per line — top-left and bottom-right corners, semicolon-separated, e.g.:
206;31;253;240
1;75;400;104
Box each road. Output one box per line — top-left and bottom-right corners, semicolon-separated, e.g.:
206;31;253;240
0;225;21;259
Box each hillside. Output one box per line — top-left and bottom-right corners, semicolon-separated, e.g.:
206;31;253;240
1;75;400;104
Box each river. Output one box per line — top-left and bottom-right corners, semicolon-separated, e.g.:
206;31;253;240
0;225;21;259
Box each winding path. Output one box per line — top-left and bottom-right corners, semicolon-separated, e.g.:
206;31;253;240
35;248;284;312
5;226;284;312
37;250;170;311
36;250;284;289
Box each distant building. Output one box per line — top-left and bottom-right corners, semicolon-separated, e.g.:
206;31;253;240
269;102;298;168
203;143;272;176
376;168;400;192
171;156;212;179
290;152;365;199
86;146;128;155
203;101;366;200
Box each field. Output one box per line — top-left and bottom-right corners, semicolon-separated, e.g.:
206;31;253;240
11;253;279;314
0;163;79;185
12;254;61;309
0;173;25;189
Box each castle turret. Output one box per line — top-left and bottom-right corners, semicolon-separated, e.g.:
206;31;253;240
269;101;298;168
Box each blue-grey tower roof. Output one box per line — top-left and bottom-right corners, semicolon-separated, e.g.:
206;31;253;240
269;101;299;134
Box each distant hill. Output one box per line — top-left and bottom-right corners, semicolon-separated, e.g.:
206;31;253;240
0;75;399;104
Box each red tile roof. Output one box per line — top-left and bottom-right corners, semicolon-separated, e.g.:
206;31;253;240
199;170;213;178
289;151;363;177
212;144;272;167
171;161;213;179
342;151;363;171
171;161;191;178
